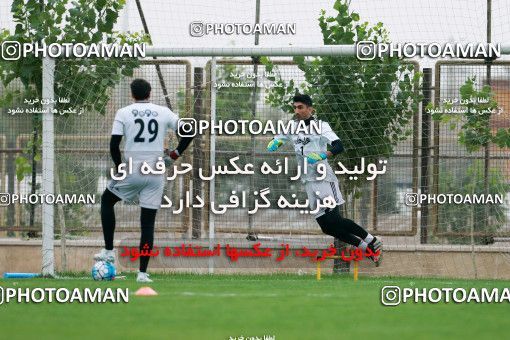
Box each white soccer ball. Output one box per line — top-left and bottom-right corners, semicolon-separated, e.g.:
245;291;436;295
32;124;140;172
91;261;116;281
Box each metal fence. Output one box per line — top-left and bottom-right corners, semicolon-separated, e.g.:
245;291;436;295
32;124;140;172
1;58;509;245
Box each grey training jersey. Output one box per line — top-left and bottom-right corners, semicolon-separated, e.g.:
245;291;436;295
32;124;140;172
275;116;339;183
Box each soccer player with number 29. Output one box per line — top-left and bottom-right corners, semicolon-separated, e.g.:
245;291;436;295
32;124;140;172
267;94;382;265
94;79;194;282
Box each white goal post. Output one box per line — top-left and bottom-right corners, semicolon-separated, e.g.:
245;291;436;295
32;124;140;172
40;44;510;276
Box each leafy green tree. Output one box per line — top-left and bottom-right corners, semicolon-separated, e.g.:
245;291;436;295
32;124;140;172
438;160;508;244
0;0;148;230
431;77;510;242
0;0;148;180
215;63;259;121
262;0;421;201
176;62;273;201
431;77;510;150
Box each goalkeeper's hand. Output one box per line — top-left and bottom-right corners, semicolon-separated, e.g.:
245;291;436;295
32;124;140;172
164;149;180;166
267;139;284;152
307;152;328;164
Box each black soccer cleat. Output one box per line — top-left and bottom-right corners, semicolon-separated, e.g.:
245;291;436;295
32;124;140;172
367;237;383;267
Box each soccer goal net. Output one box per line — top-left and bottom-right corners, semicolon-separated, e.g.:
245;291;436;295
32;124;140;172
3;44;510;277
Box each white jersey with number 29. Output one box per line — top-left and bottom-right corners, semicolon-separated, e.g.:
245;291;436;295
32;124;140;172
111;102;179;165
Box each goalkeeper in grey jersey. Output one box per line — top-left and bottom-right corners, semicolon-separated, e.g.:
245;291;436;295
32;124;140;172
267;94;382;265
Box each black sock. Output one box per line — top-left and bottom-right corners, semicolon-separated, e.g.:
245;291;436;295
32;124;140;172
339;214;369;240
335;230;363;247
139;207;157;273
317;206;368;247
316;207;362;247
100;189;121;250
320;206;369;240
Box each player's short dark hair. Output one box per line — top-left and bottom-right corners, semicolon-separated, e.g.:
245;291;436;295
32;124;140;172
293;94;313;107
130;79;151;100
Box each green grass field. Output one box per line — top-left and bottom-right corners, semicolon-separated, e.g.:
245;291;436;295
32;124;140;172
0;273;508;339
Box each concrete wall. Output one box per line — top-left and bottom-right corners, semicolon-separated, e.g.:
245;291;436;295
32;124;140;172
1;239;510;279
